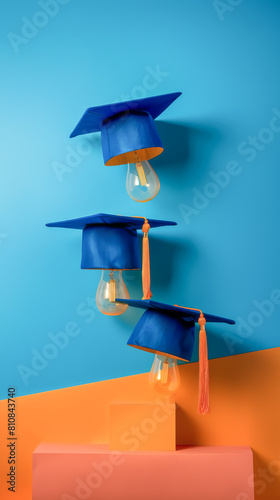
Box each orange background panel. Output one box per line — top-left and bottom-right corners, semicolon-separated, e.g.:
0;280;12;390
0;347;279;500
32;443;254;500
109;403;176;451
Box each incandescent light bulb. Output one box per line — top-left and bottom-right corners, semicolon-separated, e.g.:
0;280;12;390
95;270;129;316
126;160;160;202
149;354;180;397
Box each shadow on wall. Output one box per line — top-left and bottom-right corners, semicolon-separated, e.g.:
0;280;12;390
189;322;266;365
114;234;196;329
149;235;196;293
152;120;224;184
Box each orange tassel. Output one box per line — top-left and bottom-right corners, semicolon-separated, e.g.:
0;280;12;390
142;221;152;300
198;313;210;414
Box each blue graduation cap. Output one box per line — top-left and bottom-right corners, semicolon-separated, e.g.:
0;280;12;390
70;92;182;165
116;299;235;413
69;92;182;202
46;214;177;315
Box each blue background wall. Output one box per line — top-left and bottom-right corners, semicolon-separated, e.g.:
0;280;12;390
1;0;280;399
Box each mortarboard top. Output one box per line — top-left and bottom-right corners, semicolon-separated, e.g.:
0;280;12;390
46;213;177;231
46;214;177;271
115;299;235;324
69;93;182;137
115;299;235;362
69;92;182;166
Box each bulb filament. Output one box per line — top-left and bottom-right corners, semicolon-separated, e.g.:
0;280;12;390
136;162;147;186
108;271;116;303
134;151;147;186
160;358;170;385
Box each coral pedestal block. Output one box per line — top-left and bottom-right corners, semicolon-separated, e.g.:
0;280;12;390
32;443;254;500
109;402;176;451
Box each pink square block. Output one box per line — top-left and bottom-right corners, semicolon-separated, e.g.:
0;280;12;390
33;443;254;500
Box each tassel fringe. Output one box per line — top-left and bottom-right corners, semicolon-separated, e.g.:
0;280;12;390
198;313;210;414
142;221;152;300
